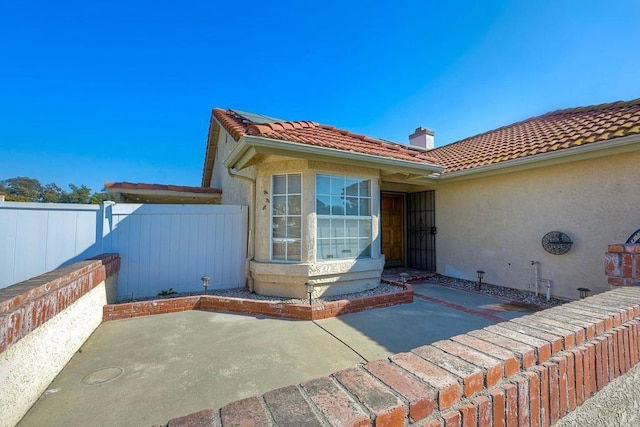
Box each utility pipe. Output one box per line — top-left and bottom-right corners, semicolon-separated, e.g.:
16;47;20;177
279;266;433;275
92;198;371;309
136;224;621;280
227;166;256;292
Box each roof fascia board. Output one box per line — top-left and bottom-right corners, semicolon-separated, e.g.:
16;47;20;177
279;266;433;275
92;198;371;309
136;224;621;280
440;134;640;182
110;188;221;199
226;135;445;176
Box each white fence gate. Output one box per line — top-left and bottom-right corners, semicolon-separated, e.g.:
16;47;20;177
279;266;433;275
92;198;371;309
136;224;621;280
0;202;248;299
106;204;247;300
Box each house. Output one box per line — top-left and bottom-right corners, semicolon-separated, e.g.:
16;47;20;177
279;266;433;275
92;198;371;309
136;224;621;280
201;100;640;300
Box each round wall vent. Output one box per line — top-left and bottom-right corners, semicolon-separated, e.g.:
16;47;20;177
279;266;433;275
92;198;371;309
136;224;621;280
541;231;573;255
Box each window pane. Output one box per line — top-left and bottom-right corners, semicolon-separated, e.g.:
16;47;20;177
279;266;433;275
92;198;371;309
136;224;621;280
287;240;301;261
338;239;354;258
346;219;359;237
359;198;371;216
316;174;330;195
345;239;359;258
358;239;371;258
317;218;331;238
317;239;334;260
346;197;358;215
288;195;301;215
272;195;286;216
288;174;301;194
331;196;345;215
287;217;301;239
332;219;345;237
272;242;286;260
272;217;286;238
345;178;359;196
359;219;371;238
331;175;345;196
359;180;370;197
316;195;331;214
273;175;286;195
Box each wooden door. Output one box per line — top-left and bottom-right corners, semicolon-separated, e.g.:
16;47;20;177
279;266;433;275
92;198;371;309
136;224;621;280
381;193;404;267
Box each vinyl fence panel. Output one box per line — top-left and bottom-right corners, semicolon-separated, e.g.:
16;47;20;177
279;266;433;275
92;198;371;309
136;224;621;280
106;204;248;300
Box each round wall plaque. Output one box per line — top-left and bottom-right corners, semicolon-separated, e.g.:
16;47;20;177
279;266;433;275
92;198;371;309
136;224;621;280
541;231;573;255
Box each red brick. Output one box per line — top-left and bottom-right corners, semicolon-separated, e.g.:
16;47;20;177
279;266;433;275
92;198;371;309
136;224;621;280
557;307;607;335
622;253;634;278
443;410;461;427
569;348;585;407
263;385;323;427
503;383;517;427
390;352;462;409
551;356;568;418
530;313;586;345
608;277;624;286
540;311;596;340
423;420;444;427
489;388;505;427
594;337;609;391
544;361;560;425
511;316;575;350
364;359;435;423
333;367;405;427
484;325;551;364
451;334;520;377
459;403;476;427
531;365;550;427
603;332;616;382
605;252;620;275
167;409;220;427
432;340;504;388
513;376;529;427
562;352;577;412
220;396;270;426
607;244;624;253
523;371;540;427
475;395;491;427
413;345;484;397
468;329;536;369
301;377;369;427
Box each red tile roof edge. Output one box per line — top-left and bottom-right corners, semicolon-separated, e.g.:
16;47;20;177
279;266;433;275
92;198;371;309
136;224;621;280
105;182;222;194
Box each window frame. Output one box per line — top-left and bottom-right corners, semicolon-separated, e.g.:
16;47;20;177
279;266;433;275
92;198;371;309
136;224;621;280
270;173;303;263
315;173;372;262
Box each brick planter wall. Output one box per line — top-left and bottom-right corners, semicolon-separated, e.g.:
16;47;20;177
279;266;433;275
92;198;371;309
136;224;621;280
103;284;413;322
162;287;640;427
606;244;640;287
0;253;120;353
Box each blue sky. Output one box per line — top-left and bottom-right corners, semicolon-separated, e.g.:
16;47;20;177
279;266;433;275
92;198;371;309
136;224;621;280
1;1;639;193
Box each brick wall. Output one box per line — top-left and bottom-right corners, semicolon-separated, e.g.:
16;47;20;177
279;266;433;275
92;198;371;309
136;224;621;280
103;283;413;321
162;287;640;427
0;254;120;354
606;244;640;287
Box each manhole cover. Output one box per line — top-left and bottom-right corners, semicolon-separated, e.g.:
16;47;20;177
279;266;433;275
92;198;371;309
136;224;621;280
81;367;123;385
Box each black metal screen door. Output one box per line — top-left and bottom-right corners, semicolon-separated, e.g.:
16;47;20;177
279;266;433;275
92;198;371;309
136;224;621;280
406;191;436;270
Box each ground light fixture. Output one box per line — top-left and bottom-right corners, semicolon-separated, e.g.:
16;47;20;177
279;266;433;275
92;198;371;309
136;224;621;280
476;270;485;291
305;281;315;305
201;275;211;295
399;272;410;288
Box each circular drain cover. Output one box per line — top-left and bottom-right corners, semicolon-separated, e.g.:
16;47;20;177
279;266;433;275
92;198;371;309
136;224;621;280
82;367;123;385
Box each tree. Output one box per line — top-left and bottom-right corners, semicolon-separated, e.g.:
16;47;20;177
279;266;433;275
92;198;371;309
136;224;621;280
0;176;115;204
0;177;43;202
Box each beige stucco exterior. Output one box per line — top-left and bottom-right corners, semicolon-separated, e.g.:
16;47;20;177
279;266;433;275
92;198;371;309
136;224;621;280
435;149;640;300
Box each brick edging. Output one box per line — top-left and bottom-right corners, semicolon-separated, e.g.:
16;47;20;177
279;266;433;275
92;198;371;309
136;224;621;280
103;283;413;322
0;254;121;354
163;287;640;427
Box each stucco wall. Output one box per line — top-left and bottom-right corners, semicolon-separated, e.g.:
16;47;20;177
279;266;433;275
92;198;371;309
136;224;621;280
435;150;640;300
209;128;254;206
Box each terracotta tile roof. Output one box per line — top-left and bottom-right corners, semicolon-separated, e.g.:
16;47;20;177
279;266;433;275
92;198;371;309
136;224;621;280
212;108;441;165
428;98;640;174
105;182;222;194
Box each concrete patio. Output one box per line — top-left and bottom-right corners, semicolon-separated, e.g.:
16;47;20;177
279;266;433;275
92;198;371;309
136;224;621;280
18;281;537;426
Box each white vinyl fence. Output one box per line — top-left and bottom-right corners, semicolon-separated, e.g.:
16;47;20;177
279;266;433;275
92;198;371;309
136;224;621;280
107;203;247;300
0;202;248;299
0;202;103;288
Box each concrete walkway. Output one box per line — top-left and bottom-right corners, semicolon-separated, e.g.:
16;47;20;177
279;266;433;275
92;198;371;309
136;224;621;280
18;282;536;427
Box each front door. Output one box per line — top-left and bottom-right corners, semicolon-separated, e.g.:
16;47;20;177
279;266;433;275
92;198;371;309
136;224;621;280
381;193;404;267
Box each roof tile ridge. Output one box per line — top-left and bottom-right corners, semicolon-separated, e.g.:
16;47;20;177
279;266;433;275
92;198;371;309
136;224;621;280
213;108;248;141
246;120;319;136
541;97;640;117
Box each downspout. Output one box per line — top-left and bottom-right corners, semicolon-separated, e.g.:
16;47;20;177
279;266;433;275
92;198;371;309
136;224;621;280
227;166;256;292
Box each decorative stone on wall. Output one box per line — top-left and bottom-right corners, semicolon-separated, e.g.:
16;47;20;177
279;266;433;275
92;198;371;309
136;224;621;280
606;244;640;287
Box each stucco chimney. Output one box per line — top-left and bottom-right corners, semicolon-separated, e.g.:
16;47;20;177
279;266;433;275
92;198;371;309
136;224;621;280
409;127;435;150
